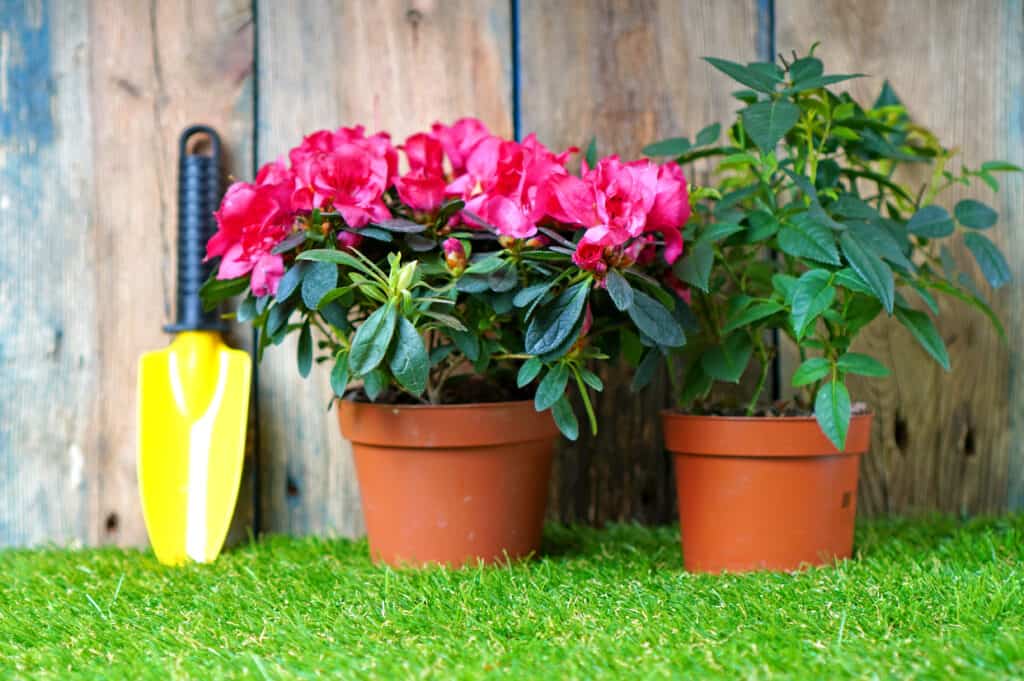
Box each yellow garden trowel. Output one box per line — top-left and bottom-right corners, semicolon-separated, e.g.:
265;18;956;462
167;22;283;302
137;125;251;566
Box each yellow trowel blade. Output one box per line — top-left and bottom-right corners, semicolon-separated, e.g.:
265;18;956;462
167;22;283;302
137;331;251;566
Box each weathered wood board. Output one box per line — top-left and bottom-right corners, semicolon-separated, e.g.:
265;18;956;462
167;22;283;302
255;0;513;538
0;0;254;547
2;0;1021;547
520;0;762;524
777;0;1024;515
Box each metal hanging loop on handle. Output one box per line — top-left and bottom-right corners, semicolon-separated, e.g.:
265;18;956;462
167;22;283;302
167;125;225;332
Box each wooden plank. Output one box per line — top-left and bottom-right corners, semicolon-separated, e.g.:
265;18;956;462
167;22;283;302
777;0;1024;515
87;0;255;546
0;0;255;548
0;0;95;546
256;0;513;537
520;0;761;524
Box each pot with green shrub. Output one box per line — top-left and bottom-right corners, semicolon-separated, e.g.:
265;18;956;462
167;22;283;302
644;47;1018;572
201;120;690;567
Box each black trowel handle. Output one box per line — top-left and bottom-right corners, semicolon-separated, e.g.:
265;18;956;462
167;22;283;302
167;125;224;332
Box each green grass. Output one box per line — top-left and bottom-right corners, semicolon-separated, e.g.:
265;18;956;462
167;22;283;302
2;518;1023;680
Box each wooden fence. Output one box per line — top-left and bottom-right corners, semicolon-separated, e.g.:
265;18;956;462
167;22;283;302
1;0;1021;547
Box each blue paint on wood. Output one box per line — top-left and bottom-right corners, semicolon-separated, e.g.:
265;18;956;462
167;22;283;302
0;0;55;148
510;0;521;141
756;0;774;63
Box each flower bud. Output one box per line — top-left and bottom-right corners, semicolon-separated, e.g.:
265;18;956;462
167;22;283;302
498;235;517;250
443;237;467;275
525;235;550;249
396;261;417;292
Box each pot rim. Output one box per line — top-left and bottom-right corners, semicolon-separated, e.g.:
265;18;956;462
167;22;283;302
660;409;874;423
339;398;558;448
342;397;535;410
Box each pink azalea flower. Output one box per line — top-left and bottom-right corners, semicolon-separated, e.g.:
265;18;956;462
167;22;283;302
460;135;574;238
396;132;448;212
206;177;293;295
432;118;491;174
644;162;690;264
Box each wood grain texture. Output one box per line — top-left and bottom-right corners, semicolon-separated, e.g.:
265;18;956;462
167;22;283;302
256;0;513;537
0;0;254;547
520;0;761;524
0;0;95;546
777;0;1024;515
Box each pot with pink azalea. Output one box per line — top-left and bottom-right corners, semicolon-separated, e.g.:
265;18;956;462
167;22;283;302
201;119;692;567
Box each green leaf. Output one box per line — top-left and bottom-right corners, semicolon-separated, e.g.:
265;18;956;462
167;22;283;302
585;136;598;168
199;274;249;310
363;369;386;401
954;199;998;229
772;274;798;304
723;301;784;334
236;296;258;323
551;395;579;441
535;364;570;411
925;278;1006;342
605;270;634;311
488;263;518;292
301;260;338;309
814;380;851;450
741;100;800;152
836;352;890;377
699;222;744;244
348;305;397;376
580;369;604;391
626;290;686;348
448;329;480;362
297;321;313;378
695;123;721;146
517;358;543;388
275;262;308;302
672;240;714;292
641;137;691;157
359;226;393;242
320;301;351;332
330;354;350;397
271;231;307;254
701;332;753;383
964;232;1011;288
525;281;590;356
679;361;713;403
907;205;954;238
745;212;780;243
791;269;836;340
266;299;294;336
845;221;915;273
387;317;429;395
704;57;781;93
778;215;841;265
895;306;950;370
373;218;427;233
840;231;894;313
514;281;553;309
783;73;864;94
455;274;490;293
465;254;506;275
631;349;661;393
834;268;874;297
981;160;1023;173
792;357;831;387
789;57;823;83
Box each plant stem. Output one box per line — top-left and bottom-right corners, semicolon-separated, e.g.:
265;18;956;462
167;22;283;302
746;332;774;416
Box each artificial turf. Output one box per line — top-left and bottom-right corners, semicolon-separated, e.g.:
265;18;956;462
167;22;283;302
1;517;1022;680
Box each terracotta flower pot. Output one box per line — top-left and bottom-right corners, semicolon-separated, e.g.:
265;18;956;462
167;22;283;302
662;412;873;573
338;399;558;567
